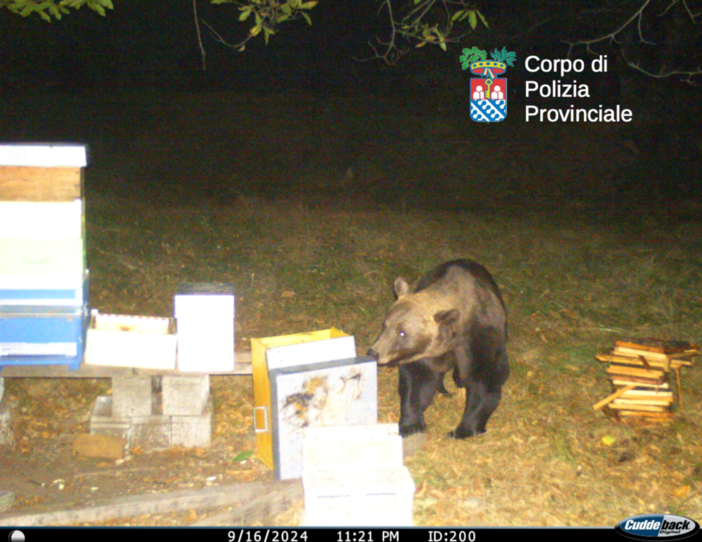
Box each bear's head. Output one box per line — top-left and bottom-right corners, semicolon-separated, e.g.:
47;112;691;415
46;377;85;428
367;275;462;365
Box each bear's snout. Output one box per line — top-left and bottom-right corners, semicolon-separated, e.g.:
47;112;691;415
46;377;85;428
367;347;379;360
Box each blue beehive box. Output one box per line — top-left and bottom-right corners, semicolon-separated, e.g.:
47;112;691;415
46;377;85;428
0;144;89;371
0;277;88;370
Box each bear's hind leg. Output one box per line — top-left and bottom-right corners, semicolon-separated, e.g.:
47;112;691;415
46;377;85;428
449;381;502;439
398;360;442;437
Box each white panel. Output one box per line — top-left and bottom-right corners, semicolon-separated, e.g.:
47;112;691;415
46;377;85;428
0;144;87;167
0;200;82;238
175;290;236;372
0;238;84;289
174;293;235;319
266;335;356;371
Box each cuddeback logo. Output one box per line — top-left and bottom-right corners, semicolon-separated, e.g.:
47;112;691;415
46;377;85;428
616;514;700;541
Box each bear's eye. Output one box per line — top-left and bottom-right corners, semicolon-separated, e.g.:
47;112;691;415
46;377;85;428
397;329;407;339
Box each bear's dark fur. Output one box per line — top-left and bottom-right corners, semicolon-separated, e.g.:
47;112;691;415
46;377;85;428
367;259;509;439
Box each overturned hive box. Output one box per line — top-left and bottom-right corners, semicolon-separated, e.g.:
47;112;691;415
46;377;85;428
84;310;177;370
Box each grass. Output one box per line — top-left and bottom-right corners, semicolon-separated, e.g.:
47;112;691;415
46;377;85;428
83;190;702;526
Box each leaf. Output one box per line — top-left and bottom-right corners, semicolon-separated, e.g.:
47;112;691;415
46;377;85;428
239;9;251;21
477;11;489;29
263;26;275;45
300;1;317;8
415;41;427;48
468;10;477;30
439;41;447;52
232;450;254;462
673;485;691;499
301;11;311;25
602;435;616;446
250;24;261;36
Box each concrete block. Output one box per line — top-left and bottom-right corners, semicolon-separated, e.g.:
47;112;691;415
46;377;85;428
0;403;12;446
90;393;212;451
111;376;152;417
162;374;209;416
171;397;212;448
89;395;132;440
131;414;172;450
90;395;171;450
302;466;415;526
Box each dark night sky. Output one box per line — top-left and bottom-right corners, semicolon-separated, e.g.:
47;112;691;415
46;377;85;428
1;1;391;90
3;0;701;94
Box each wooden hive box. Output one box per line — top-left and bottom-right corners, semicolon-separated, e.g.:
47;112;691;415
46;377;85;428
0;144;89;371
250;329;361;472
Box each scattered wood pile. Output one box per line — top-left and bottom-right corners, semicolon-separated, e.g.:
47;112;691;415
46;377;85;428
593;338;699;424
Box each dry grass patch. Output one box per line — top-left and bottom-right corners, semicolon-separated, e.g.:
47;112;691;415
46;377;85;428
77;193;702;526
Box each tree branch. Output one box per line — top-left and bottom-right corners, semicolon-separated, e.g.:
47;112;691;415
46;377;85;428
565;0;701;83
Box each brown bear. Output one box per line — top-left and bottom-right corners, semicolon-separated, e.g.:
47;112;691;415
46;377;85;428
367;259;509;439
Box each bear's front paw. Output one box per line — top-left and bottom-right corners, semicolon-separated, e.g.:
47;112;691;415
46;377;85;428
399;423;426;437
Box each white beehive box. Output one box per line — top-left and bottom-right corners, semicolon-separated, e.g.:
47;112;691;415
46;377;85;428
84;310;177;369
175;283;235;372
301;424;415;526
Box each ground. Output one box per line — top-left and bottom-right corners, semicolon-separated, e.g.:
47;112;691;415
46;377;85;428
1;86;701;526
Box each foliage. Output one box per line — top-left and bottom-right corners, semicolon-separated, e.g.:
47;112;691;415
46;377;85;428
206;0;318;51
366;0;488;64
564;0;702;82
0;0;113;21
3;0;699;82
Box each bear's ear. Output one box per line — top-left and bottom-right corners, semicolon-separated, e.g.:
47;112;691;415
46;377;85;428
394;277;411;298
434;309;460;341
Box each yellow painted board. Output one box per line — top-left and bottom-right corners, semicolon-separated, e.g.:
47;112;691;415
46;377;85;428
251;328;352;470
